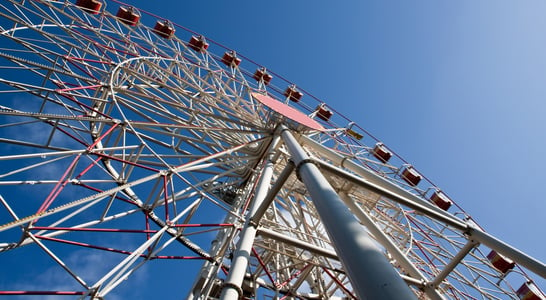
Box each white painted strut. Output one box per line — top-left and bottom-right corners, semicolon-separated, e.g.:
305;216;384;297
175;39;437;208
219;136;280;300
280;127;418;300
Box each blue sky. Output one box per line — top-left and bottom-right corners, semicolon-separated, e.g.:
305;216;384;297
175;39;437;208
1;0;545;297
126;0;546;290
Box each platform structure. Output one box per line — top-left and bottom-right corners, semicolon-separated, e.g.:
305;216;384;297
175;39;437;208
0;0;544;299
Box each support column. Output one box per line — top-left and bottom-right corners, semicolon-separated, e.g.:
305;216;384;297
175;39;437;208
338;192;445;300
219;137;280;300
281;128;418;300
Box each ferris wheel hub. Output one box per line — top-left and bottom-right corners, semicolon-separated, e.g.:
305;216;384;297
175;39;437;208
251;92;324;131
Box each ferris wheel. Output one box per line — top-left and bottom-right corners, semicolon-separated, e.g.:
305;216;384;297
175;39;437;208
0;0;544;299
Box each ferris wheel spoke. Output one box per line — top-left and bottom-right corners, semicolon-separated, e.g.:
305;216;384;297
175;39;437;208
26;232;91;289
87;197;206;298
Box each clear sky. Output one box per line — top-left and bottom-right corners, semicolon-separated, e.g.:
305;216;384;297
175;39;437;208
125;0;546;291
2;0;545;297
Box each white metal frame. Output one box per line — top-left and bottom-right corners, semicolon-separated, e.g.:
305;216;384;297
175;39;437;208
0;0;543;299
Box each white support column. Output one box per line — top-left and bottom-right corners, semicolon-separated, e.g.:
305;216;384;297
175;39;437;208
249;161;295;225
280;128;418;300
219;137;281;300
338;192;445;300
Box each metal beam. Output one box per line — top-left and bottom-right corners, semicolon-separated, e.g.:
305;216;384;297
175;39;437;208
312;155;546;281
300;135;463;228
249;161;295;226
220;136;280;300
313;158;467;230
432;239;478;287
469;228;546;279
257;227;338;260
280;128;418;300
338;192;445;300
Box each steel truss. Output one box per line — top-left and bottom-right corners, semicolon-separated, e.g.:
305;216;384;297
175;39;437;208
0;0;544;299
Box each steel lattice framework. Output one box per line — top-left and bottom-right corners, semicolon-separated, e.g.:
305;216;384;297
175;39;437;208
0;0;544;299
